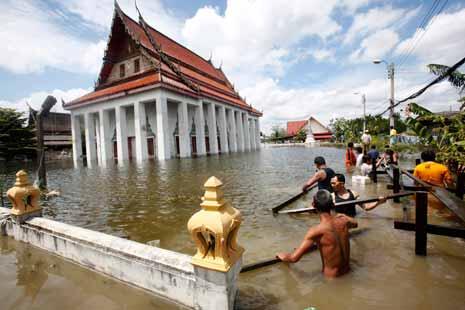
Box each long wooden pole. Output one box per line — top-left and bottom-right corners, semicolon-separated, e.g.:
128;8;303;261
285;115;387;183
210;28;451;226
278;191;415;215
271;184;317;214
240;228;369;273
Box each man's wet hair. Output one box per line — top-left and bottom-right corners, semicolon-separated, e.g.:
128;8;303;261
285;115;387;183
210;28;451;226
371;145;376;149
348;142;354;148
421;149;436;162
314;156;326;165
313;189;334;213
333;173;345;183
356;146;363;154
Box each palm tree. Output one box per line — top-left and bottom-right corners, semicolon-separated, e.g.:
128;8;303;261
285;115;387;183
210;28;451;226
428;64;465;110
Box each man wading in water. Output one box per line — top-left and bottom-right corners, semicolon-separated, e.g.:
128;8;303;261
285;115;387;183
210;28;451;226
277;190;358;278
331;174;386;217
302;156;335;193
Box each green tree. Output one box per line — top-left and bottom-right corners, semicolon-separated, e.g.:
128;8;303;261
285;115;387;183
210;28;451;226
270;125;286;139
329;114;406;143
0;108;36;161
428;63;465;110
405;102;465;171
294;128;307;142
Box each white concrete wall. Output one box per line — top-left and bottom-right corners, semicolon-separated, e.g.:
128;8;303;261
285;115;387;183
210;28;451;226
0;207;240;310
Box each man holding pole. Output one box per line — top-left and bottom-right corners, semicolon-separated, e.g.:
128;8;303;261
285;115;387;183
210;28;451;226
330;174;387;216
277;189;358;278
302;156;335;193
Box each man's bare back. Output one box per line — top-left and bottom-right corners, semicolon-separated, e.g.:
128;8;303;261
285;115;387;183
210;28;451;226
277;207;357;278
316;214;354;277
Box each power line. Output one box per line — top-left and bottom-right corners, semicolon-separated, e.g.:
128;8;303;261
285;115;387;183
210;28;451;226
397;0;449;70
376;55;465;117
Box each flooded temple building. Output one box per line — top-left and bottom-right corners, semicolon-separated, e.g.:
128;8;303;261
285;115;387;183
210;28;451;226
64;3;262;165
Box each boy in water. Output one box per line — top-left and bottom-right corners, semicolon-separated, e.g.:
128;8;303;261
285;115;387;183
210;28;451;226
277;190;358;278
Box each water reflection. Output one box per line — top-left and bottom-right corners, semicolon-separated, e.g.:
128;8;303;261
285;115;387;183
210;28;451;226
0;238;181;310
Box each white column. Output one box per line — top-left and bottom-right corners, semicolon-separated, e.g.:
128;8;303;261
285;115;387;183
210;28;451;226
218;105;229;153
99;109;112;164
195;101;206;156
115;105;128;162
235;111;244;151
242;112;250;151
134;101;148;163
95;115;102;165
156;92;170;160
207;102;218;154
250;118;256;150
255;119;261;148
228;109;237;152
71;114;82;166
84;112;97;167
178;101;191;158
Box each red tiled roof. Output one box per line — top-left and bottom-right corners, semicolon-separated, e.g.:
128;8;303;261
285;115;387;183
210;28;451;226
68;74;161;107
65;5;261;116
287;120;307;136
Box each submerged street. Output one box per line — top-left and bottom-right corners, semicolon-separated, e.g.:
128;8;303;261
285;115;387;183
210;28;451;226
1;146;464;309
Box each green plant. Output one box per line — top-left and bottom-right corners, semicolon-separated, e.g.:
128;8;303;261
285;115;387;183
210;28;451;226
405;102;465;171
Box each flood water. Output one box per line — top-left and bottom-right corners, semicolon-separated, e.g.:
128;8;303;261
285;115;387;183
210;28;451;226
1;146;465;309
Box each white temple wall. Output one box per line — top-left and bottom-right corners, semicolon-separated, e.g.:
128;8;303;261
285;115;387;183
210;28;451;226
68;87;260;165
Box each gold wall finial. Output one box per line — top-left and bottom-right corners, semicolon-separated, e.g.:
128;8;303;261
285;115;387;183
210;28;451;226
6;170;41;215
187;176;244;272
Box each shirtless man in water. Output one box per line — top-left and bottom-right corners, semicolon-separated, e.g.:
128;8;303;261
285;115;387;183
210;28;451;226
277;189;358;278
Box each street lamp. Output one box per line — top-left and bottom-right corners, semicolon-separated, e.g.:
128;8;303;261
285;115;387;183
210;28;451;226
354;92;366;132
373;59;395;129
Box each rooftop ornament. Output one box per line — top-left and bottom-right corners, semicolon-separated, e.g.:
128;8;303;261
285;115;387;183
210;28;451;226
6;170;41;217
188;176;244;272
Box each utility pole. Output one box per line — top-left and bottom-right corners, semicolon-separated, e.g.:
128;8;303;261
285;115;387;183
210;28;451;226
361;94;366;132
388;63;395;128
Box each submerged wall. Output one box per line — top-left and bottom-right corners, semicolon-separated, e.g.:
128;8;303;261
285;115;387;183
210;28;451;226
0;207;240;310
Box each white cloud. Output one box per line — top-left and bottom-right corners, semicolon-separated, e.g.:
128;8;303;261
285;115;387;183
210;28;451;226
350;29;399;63
57;0;183;41
344;5;417;45
395;7;465;67
312;49;336;62
181;0;342;88
242;74;461;134
0;88;91;114
0;0;105;74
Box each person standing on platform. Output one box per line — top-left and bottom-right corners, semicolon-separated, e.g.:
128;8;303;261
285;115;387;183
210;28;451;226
361;130;372;153
277;189;358;278
414;150;453;188
367;145;379;161
330;174;386;216
389;126;397;145
345;142;357;167
302;156;335;193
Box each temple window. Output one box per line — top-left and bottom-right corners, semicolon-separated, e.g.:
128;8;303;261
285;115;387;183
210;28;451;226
134;58;140;73
119;64;125;78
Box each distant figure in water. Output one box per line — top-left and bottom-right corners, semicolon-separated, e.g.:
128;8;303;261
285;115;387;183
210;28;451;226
302;156;335;193
414;149;453;188
277;189;358;278
330;174;386;216
345;142;357;167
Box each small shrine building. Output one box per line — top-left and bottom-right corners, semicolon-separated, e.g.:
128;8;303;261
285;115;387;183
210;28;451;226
64;2;262;166
286;116;332;142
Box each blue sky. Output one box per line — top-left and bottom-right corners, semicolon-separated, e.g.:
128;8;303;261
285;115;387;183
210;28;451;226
1;0;464;133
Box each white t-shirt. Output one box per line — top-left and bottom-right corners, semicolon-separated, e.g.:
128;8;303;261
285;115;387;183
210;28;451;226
356;153;363;167
361;133;372;145
361;163;372;176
